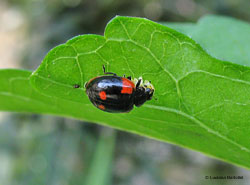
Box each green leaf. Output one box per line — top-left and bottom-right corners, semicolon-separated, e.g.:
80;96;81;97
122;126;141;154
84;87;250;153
165;15;250;66
0;69;59;113
2;15;250;169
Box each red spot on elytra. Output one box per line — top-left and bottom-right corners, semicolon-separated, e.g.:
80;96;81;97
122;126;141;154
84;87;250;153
98;104;105;110
99;91;107;100
121;78;135;94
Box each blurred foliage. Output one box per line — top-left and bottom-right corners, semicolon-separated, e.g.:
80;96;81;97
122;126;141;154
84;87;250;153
0;114;98;184
1;0;250;184
7;0;250;70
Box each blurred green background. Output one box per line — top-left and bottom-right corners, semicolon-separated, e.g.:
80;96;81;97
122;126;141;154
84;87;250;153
0;0;249;184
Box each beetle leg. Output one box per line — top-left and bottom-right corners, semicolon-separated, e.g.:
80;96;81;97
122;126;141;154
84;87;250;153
105;72;117;76
136;79;142;89
127;76;131;80
102;65;117;76
102;65;106;73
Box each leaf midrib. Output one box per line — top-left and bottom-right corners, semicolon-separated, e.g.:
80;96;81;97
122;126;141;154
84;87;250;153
144;104;250;153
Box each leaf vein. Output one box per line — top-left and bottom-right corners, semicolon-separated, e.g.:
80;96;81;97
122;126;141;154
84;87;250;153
145;104;250;153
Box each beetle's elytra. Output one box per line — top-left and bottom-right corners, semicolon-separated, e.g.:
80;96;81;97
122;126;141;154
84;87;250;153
85;66;154;113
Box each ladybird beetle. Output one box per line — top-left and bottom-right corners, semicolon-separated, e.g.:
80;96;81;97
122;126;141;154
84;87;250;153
85;65;155;113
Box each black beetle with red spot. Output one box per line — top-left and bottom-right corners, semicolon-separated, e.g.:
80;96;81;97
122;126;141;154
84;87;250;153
85;66;155;113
